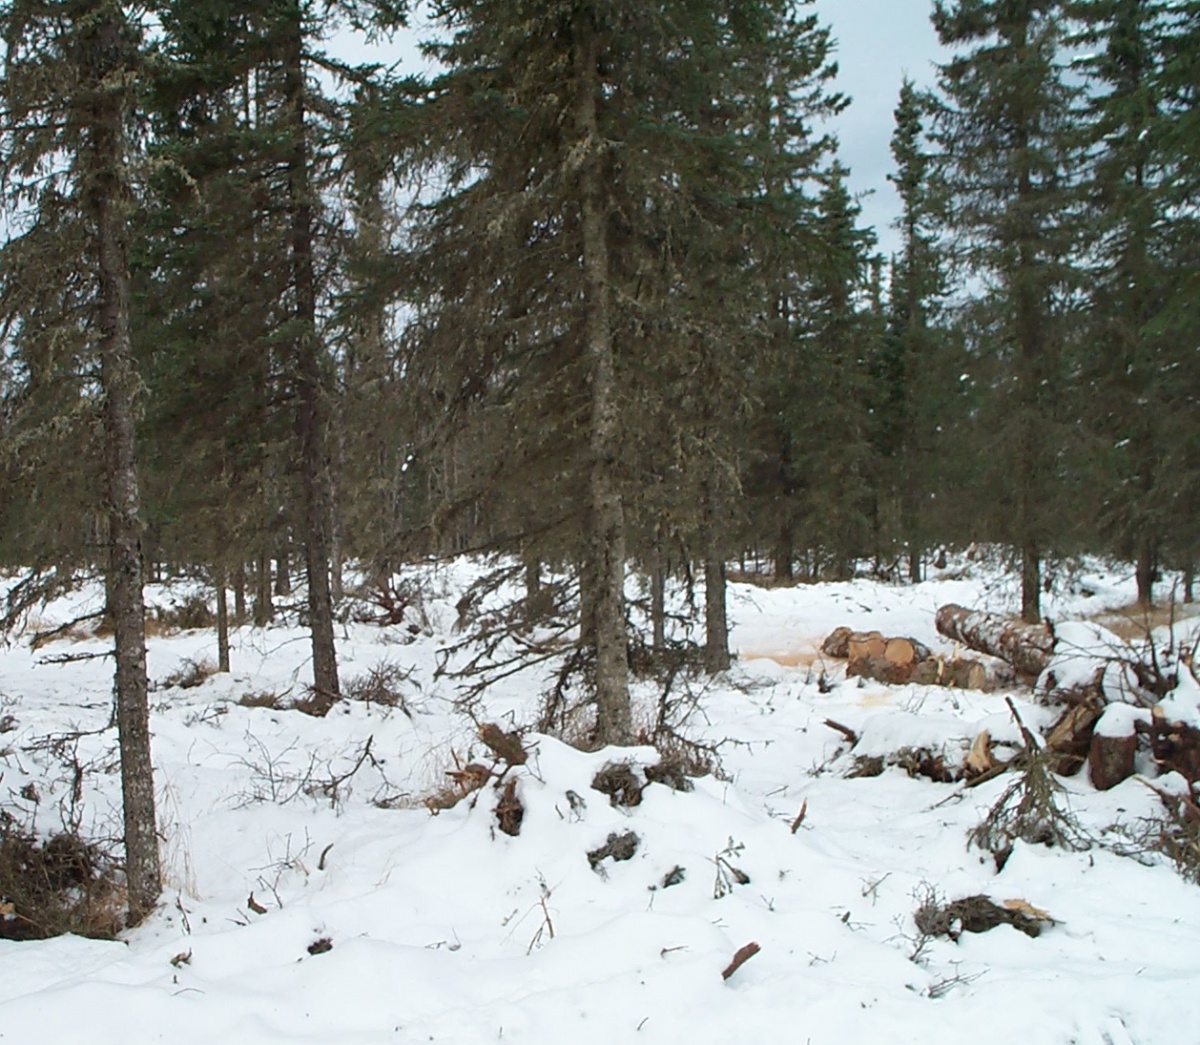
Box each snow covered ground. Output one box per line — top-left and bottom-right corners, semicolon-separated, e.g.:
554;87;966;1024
2;556;1199;1045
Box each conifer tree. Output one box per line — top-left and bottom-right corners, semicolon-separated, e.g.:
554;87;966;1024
881;79;947;582
931;0;1082;621
1070;0;1181;606
0;0;160;922
400;1;845;729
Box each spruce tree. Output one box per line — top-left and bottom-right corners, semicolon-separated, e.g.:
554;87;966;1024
881;79;947;582
1070;0;1181;606
399;1;845;733
0;0;161;923
931;0;1082;621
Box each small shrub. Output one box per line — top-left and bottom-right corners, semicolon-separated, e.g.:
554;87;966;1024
343;661;418;716
237;690;288;710
1113;789;1200;884
970;743;1089;866
152;596;214;632
0;822;125;940
161;658;217;690
1146;800;1200;884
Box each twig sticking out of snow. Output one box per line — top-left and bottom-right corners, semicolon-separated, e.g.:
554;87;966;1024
721;941;761;981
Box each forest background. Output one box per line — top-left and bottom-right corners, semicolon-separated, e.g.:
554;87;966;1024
1;0;1197;923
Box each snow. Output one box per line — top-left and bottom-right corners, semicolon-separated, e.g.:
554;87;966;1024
2;557;1200;1045
1094;702;1150;739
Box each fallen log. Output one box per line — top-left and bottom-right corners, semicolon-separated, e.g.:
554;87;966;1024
935;604;1055;679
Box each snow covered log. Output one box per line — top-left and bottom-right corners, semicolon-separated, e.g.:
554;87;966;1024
935;604;1055;678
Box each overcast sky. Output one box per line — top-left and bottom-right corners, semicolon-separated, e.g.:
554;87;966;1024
811;0;946;258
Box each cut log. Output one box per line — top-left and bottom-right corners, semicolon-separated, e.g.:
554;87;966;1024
1045;700;1104;776
1088;732;1136;791
847;631;887;661
935;604;1055;678
909;656;992;691
1137;716;1200;787
821;627;853;658
964;730;996;778
885;637;917;666
847;655;916;685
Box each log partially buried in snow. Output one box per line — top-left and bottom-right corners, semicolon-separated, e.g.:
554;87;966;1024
935;604;1055;678
1088;704;1146;791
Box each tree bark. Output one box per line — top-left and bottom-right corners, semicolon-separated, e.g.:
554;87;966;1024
284;9;338;699
774;523;794;583
935;603;1055;678
215;565;230;673
704;556;731;673
254;550;274;626
86;4;160;924
703;482;730;673
233;561;246;621
275;547;291;596
577;31;630;745
1135;537;1156;609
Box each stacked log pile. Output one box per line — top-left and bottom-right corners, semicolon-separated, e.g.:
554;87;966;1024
821;625;990;690
823;604;1200;794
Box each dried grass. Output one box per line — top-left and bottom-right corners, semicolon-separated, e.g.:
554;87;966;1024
0;823;126;940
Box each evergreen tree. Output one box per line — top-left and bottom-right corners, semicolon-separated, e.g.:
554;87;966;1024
143;0;407;693
400;1;842;734
931;0;1082;621
0;0;160;922
784;162;878;578
1070;0;1181;605
881;79;947;582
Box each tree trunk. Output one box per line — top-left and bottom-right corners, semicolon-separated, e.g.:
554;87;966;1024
1020;539;1041;624
774;523;794;583
254;551;274;626
1184;562;1195;605
1135;537;1155;609
233;561;246;622
215;566;230;673
704;556;730;673
330;426;345;605
703;479;730;673
284;10;338;699
577;32;629;745
87;6;160;924
935;603;1055;679
275;547;291;596
907;542;921;585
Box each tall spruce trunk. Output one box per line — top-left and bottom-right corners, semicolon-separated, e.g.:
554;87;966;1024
254;551;274;626
774;523;794;583
703;485;730;673
577;33;630;745
87;6;161;924
215;565;231;673
704;557;730;673
233;562;246;621
284;12;339;698
649;537;666;654
1015;116;1043;625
